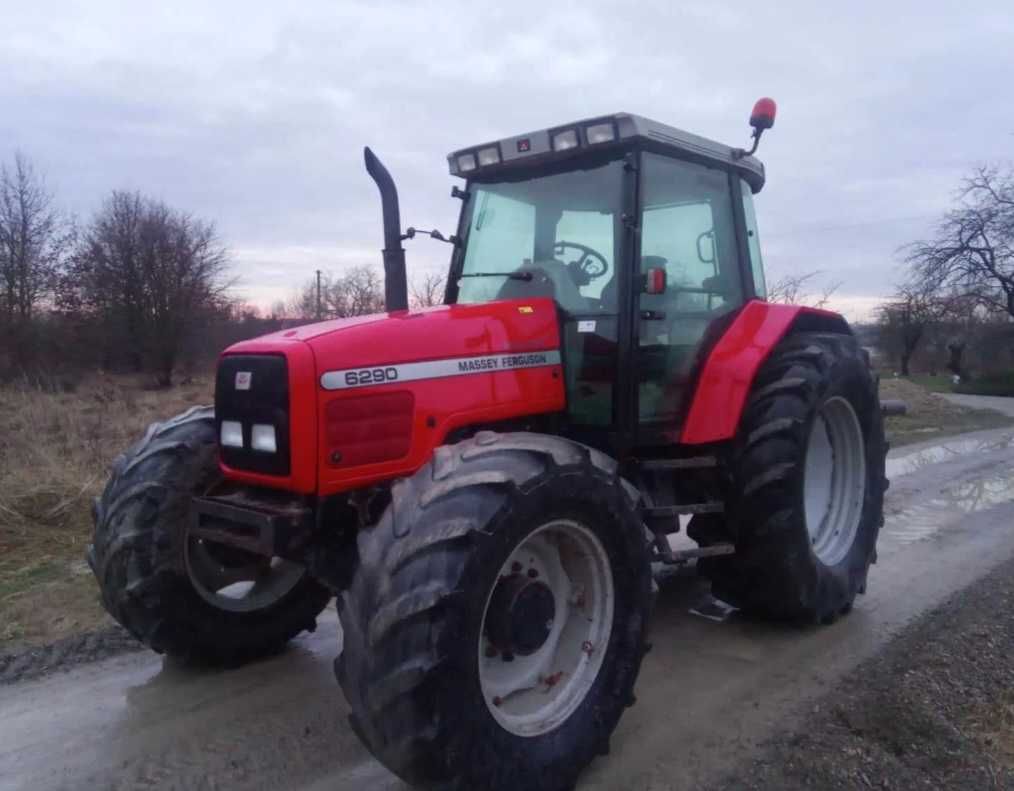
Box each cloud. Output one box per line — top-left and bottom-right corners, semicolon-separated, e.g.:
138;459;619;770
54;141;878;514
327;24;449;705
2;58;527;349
2;1;1013;312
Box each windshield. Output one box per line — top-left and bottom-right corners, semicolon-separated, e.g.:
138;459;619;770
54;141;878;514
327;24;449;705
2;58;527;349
454;159;625;315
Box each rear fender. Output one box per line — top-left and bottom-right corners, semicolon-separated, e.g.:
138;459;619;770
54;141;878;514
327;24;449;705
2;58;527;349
680;300;851;445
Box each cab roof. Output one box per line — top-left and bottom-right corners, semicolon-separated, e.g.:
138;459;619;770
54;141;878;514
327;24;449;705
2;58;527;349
447;112;766;193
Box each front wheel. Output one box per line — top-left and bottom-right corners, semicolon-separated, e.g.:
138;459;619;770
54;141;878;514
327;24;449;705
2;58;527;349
336;432;653;791
88;406;331;664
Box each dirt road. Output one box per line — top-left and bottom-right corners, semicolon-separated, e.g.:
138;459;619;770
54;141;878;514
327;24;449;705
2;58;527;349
2;428;1014;791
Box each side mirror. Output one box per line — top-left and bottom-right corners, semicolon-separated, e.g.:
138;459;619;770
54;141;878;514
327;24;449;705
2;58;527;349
643;267;667;295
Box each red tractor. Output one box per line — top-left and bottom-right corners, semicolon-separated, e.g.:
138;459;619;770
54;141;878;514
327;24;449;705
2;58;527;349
89;99;887;791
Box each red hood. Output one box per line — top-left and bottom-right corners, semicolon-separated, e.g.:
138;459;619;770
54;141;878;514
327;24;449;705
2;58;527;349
223;298;562;370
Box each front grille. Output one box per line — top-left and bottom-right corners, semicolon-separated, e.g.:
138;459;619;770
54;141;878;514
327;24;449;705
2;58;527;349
215;354;291;476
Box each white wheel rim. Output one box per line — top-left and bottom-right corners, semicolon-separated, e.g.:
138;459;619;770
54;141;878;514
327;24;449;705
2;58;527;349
185;537;305;613
804;396;866;566
478;519;615;738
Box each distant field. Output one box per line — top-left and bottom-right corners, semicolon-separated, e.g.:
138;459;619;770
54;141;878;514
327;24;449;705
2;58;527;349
905;373;956;393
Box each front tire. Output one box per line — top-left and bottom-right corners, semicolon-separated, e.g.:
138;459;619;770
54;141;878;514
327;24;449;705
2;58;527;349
700;332;887;623
88;406;331;664
336;432;653;791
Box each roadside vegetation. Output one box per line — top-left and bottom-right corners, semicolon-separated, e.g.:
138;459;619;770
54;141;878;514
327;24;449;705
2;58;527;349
879;377;1014;446
904;372;1014;398
0;375;213;650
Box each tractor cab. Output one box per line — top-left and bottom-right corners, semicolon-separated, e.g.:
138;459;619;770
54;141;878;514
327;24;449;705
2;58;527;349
443;110;771;447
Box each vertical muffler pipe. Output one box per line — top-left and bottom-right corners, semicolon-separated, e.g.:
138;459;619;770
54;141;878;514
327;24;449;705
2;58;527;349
364;147;408;312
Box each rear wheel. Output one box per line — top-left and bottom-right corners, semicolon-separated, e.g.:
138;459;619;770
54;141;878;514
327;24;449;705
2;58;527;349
700;332;887;622
336;432;653;791
88;406;331;664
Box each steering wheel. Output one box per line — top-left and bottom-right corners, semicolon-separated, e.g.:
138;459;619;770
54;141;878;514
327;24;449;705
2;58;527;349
553;240;609;284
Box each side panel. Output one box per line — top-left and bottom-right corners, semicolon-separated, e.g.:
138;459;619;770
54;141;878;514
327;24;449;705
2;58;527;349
680;300;849;444
317;365;564;495
314;299;565;494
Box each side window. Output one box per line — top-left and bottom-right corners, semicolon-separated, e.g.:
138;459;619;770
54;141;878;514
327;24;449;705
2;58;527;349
740;179;766;299
457;192;534;304
637;154;742;425
640;156;742;322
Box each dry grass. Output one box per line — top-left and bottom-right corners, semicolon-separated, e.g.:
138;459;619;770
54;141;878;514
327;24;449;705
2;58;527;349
969;693;1014;771
0;374;212;651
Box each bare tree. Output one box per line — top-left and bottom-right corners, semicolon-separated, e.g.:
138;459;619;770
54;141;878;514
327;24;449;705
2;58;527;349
876;285;943;376
766;270;842;308
70;191;230;385
410;271;446;308
332;266;384;316
907;165;1014;319
292;266;385;319
0;153;72;330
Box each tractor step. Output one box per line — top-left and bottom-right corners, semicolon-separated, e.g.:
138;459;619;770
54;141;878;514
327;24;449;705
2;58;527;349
638;456;717;471
643;502;724;517
655;542;735;565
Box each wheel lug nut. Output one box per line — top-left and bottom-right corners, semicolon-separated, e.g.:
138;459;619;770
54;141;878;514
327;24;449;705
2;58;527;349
527;568;539;578
511;561;523;574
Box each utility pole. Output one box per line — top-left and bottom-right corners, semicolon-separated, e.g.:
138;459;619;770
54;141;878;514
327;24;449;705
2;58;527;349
316;269;322;320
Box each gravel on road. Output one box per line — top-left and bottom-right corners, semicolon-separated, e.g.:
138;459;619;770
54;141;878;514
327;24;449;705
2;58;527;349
713;555;1014;790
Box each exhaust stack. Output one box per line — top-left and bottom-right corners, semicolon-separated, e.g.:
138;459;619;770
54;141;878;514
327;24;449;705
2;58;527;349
364;147;408;312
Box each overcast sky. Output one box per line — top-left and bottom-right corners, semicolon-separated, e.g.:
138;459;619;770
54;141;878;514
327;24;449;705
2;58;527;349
3;1;1013;321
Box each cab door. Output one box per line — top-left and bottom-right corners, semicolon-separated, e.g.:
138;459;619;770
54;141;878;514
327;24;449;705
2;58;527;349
635;153;746;439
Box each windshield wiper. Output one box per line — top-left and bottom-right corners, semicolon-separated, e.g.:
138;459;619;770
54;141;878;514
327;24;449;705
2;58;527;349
459;271;533;281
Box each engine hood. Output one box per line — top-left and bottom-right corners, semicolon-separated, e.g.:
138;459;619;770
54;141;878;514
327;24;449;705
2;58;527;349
226;298;562;373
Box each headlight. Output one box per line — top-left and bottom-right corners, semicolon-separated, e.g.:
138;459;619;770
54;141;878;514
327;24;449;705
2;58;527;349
477;146;500;166
251;423;277;453
585;122;616;144
457;153;477;172
220;420;244;448
551;129;579;151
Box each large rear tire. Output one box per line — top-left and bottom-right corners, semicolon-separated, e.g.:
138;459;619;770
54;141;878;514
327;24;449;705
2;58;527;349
88;406;331;664
336;432;653;791
700;332;887;622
